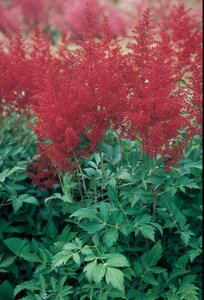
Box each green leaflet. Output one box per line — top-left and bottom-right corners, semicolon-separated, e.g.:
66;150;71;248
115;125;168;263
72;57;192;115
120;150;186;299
106;267;125;291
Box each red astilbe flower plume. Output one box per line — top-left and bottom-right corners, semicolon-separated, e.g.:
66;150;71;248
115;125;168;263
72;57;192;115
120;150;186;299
0;35;29;114
0;29;51;115
31;10;127;171
166;3;202;80
187;27;203;136
27;149;59;191
122;8;201;166
30;5;202;171
164;3;203;139
0;1;21;33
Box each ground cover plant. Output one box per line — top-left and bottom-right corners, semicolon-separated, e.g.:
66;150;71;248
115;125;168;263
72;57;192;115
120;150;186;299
0;1;202;299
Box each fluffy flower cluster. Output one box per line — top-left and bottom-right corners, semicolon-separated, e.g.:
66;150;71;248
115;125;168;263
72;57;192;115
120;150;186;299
0;0;201;38
27;151;59;190
0;3;202;172
0;0;129;38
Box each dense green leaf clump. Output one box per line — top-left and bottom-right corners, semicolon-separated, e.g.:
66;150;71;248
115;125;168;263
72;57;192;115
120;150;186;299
0;117;202;299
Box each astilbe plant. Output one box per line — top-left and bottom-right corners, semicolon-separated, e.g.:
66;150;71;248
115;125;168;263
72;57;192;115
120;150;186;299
27;150;59;191
0;0;130;38
0;35;28;114
28;4;202;172
122;5;202;167
0;3;202;173
0;29;51;115
30;11;128;170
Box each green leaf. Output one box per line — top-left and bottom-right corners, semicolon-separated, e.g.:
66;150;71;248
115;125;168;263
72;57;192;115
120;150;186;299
84;260;97;281
70;208;98;220
44;193;64;203
106;254;129;267
4;238;28;256
103;228;118;247
175;254;189;269
140;224;156;242
113;145;121;165
52;250;73;268
107;186;119;204
0;281;13;300
0;256;16;268
106;267;124;291
188;249;202;262
20;250;42;263
129;193;140;207
14;281;40;297
183;161;202;170
180;230;194;246
0;166;24;183
143;241;162;267
142;272;159;286
145;176;161;185
116;170;132;181
63;243;78;251
82;222;105;234
12;196;23;213
19;194;39;206
177;283;199;300
73;253;81;266
94;263;106;284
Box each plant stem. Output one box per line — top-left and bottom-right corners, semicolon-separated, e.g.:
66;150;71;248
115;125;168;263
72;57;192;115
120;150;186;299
73;152;88;199
75;167;84;207
115;130;123;162
152;184;157;221
99;151;108;182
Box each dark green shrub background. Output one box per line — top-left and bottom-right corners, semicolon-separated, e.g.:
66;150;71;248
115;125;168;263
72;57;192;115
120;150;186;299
0;114;202;299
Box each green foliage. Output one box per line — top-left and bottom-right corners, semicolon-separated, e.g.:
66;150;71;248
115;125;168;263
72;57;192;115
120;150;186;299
0;117;202;299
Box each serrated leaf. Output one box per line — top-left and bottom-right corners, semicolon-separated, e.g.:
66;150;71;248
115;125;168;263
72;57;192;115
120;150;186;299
14;281;40;297
180;231;194;246
63;243;78;251
177;283;199;300
116;170;132;181
149;266;166;274
73;253;81;266
94;263;106;284
113;144;121;165
141;241;162;269
3;238;28;256
84;260;97;281
188;249;202;262
175;254;189;269
0;167;24;183
20;249;42;263
107;186;119;204
140;224;156;242
129;193;140;207
44;193;64;203
12;197;23;213
106;254;129;267
70;208;98;220
19;194;39;206
0;256;16;268
142;272;159;286
145;176;161;185
103;228;118;247
167;269;190;284
106;267;124;291
52;250;73;268
82;222;105;234
99;203;110;222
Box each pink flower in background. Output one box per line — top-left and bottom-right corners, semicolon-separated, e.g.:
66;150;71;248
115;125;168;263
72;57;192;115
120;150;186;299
0;0;202;38
0;2;21;32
